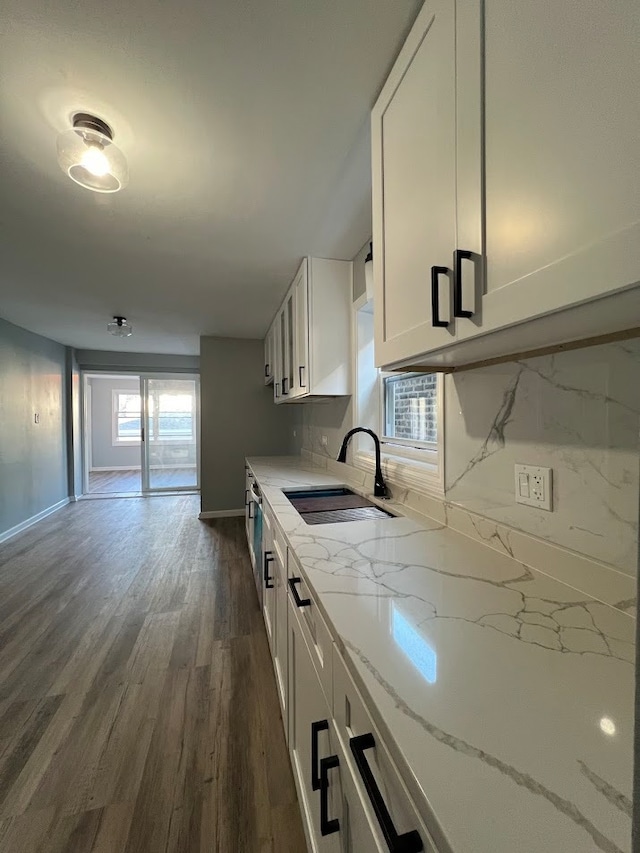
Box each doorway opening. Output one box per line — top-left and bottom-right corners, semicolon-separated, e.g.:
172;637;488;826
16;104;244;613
82;372;200;497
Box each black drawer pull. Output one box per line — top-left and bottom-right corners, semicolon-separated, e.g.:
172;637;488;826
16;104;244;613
263;551;274;589
248;502;254;519
264;363;270;377
244;488;250;507
282;377;289;395
430;265;450;328
453;249;474;318
288;577;311;608
311;719;329;791
319;755;340;836
350;733;423;852
299;365;306;388
275;382;280;398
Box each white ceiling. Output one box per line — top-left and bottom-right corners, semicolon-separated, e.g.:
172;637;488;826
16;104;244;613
0;0;421;354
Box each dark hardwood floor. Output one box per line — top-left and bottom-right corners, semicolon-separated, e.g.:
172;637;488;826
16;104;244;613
0;497;305;852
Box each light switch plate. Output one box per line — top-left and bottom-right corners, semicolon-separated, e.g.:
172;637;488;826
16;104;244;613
514;464;552;511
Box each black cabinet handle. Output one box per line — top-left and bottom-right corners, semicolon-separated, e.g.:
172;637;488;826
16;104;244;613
282;377;289;395
264;363;270;377
350;733;423;853
288;577;311;608
275;381;280;398
311;720;329;791
263;551;274;589
453;249;474;318
430;265;450;328
319;755;340;836
248;502;254;519
244;489;250;507
299;365;306;388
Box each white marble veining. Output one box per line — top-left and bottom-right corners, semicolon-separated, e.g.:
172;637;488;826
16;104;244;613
445;341;640;574
301;448;637;614
248;455;635;853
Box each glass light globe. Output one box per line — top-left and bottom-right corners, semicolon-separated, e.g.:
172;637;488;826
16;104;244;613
80;146;110;177
57;122;128;193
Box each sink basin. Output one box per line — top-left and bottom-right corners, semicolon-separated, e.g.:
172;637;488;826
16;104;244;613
283;486;395;525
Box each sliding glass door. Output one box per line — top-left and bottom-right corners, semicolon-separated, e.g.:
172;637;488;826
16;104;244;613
140;374;200;492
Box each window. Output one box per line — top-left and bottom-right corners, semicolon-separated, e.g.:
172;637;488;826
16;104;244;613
154;393;194;439
113;392;141;443
352;294;443;494
112;390;194;445
383;373;438;448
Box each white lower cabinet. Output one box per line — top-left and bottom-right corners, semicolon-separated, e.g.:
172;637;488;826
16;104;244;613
261;516;276;655
333;649;436;853
272;537;288;724
289;599;342;852
248;486;437;853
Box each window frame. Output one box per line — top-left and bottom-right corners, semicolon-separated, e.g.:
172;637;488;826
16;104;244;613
111;389;196;446
351;293;445;496
380;372;440;452
112;389;142;446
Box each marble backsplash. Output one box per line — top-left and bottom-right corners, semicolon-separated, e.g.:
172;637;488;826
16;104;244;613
445;340;640;575
301;339;640;576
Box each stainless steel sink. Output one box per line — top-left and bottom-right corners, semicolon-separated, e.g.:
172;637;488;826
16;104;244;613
283;487;395;525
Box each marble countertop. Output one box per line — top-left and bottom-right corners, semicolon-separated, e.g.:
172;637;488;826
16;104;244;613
247;456;635;853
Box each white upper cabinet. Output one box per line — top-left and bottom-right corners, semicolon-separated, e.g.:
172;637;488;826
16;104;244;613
458;0;640;344
373;0;640;370
291;262;309;398
372;0;458;368
269;258;351;403
264;322;275;385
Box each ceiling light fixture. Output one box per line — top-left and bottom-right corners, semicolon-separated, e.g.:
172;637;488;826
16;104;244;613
107;316;133;337
57;113;129;193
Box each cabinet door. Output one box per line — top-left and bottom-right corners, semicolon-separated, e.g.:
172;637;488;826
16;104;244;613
281;290;295;400
264;324;274;385
273;308;284;403
244;467;254;554
289;604;342;853
262;523;277;656
458;0;640;342
273;540;289;729
372;0;458;368
292;261;310;398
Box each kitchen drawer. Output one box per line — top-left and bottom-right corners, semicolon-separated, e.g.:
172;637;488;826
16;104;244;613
333;648;438;853
288;550;334;710
272;509;289;557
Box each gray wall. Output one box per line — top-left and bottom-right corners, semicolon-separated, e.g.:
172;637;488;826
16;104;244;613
200;336;297;513
0;317;68;535
76;349;199;373
89;376;141;469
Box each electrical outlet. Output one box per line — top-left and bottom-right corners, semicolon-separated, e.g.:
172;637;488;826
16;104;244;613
321;435;328;447
514;464;552;511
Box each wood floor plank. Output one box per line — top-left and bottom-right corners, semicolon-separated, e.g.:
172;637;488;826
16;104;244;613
0;498;304;852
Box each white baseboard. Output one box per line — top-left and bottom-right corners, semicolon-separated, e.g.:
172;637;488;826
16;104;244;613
198;509;245;519
0;498;71;545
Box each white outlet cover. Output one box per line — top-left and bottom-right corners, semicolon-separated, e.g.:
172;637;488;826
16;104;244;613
514;464;553;511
